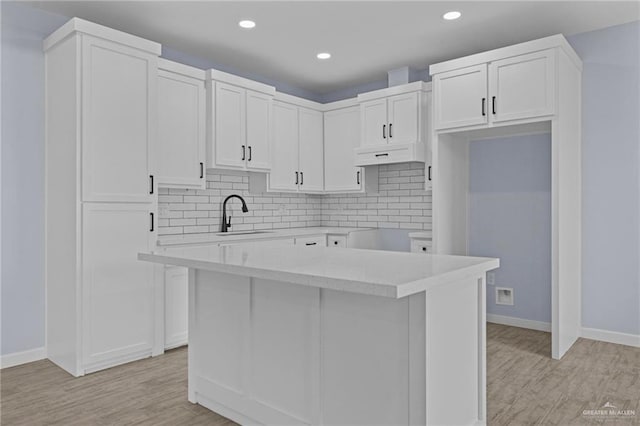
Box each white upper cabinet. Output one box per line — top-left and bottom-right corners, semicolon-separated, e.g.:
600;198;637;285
214;82;246;169
157;59;206;189
489;50;556;123
324;105;365;192
387;92;420;145
430;38;569;131
81;35;157;202
246;90;272;170
298;107;324;192
360;98;387;146
207;70;275;172
355;82;430;166
433;64;488;130
269;101;299;191
268;95;324;193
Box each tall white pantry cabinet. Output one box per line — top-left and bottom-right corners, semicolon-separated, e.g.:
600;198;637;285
44;19;161;376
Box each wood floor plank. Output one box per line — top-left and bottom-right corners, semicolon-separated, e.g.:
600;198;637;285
2;324;639;425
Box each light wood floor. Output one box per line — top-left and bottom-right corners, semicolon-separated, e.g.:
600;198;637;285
2;324;639;425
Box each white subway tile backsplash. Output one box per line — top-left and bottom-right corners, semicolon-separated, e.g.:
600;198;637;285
158;163;431;238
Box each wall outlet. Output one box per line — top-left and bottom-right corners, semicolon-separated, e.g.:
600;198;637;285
277;204;286;215
486;271;495;286
159;206;170;217
495;287;514;306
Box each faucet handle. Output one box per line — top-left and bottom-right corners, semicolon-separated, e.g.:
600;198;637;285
226;215;232;229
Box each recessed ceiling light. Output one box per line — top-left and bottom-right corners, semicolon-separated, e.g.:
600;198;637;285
317;52;331;60
443;11;461;20
238;20;256;29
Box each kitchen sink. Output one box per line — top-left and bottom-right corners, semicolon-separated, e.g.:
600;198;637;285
215;231;273;236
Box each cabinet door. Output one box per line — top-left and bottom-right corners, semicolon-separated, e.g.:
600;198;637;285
81;36;156;202
269;101;299;191
157;69;205;188
324;107;362;192
215;82;246;169
82;203;155;369
387;92;419;145
165;266;188;349
298;107;324;192
360;98;388;146
246;90;272;171
489;50;556;123
433;64;488;130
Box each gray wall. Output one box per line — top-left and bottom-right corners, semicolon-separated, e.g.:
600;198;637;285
568;21;640;335
468;134;552;323
1;3;66;355
1;1;638;355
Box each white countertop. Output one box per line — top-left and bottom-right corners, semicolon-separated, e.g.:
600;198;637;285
139;245;499;299
157;227;370;246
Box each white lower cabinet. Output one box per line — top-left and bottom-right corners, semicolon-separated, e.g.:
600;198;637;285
164;266;188;349
82;203;157;372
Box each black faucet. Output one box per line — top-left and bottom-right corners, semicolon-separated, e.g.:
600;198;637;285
221;194;249;232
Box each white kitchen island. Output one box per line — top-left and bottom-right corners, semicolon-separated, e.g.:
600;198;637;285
139;244;498;426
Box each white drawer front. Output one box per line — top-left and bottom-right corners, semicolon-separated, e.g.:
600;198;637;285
295;235;326;247
410;240;432;254
355;146;412;166
327;235;347;247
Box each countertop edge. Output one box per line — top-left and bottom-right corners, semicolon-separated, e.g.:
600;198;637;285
139;252;397;298
138;252;499;299
397;258;500;297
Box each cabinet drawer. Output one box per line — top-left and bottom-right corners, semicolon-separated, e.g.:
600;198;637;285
295;235;326;247
327;235;347;247
354;142;424;166
410;240;432;254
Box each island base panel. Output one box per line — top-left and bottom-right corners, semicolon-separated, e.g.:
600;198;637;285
188;269;485;425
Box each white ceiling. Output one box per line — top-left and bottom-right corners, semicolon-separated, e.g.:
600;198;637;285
26;1;640;95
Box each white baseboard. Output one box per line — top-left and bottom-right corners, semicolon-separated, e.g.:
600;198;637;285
1;347;46;369
487;314;551;332
581;327;640;348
